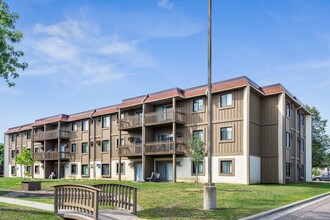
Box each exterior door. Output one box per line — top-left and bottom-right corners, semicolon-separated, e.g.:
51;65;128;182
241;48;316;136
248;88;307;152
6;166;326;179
156;161;173;181
135;162;142;181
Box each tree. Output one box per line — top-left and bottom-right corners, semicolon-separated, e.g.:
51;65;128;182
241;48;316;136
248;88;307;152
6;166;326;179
0;143;4;174
15;146;35;179
0;1;28;87
306;106;330;168
188;136;207;189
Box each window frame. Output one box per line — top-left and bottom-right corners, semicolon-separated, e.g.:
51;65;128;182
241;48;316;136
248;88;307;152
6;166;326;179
286;101;291;118
116;162;125;175
102;140;110;152
102;116;110;128
220;93;233;108
286;162;291;178
81;142;88;154
34;165;40;174
26;130;32;140
71;122;77;132
219;126;234;142
81;120;89;132
11;166;16;176
71;143;77;153
11;150;16;158
192;130;204;141
71;164;77;175
219;158;235;176
192;98;204;112
191;160;205;176
286;132;291;148
81;164;89;176
101;163;110;176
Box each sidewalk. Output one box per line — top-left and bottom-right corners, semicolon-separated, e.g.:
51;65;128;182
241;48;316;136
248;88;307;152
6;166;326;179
240;192;330;220
0;195;142;220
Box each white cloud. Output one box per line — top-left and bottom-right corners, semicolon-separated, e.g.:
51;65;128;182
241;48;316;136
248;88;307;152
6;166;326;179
23;19;154;88
158;0;174;10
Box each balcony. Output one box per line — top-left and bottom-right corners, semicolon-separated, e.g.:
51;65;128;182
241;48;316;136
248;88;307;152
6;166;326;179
119;115;142;131
33;129;70;141
145;141;185;155
34;151;70;161
144;110;186;126
118;145;142;157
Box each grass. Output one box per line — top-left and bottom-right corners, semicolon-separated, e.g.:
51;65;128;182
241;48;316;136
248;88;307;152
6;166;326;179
0;202;61;220
0;178;330;219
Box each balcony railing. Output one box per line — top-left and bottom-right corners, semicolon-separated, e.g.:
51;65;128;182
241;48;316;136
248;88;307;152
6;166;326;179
144;141;185;155
34;151;70;161
118;145;142;157
33;129;70;141
144;110;186;126
119;115;142;130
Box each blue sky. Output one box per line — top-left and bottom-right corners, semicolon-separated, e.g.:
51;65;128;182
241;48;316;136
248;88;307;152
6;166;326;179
1;0;330;142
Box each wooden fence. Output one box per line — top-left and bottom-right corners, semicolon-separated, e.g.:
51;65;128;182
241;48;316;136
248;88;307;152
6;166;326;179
54;184;100;220
94;183;138;215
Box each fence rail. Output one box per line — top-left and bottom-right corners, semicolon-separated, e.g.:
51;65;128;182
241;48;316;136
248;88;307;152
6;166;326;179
94;183;138;215
119;115;143;130
145;141;185;155
118;145;142;156
54;184;100;220
33;129;70;141
34;151;70;161
145;110;186;125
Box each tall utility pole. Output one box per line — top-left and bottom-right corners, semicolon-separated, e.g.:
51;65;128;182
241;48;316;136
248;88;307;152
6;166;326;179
204;0;217;210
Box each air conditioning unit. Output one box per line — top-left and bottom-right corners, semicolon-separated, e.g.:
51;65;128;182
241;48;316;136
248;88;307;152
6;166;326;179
128;111;134;116
128;137;135;142
176;161;183;166
97;117;101;121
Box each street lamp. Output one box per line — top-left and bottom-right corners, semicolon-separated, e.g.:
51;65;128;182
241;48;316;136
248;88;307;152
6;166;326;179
204;0;217;210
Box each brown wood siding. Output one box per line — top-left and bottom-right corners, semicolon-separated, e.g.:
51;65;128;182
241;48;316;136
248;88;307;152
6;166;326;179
261;157;278;183
250;92;261;156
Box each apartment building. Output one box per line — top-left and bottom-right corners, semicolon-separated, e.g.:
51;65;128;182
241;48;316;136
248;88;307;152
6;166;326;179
4;76;312;184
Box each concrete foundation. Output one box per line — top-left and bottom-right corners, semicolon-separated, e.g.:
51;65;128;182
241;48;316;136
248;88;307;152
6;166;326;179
203;184;217;210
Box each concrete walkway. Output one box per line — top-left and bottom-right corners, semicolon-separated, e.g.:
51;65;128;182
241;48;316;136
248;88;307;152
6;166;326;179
0;195;142;220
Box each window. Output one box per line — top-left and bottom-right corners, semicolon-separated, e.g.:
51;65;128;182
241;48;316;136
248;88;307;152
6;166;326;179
102;140;110;152
300;139;305;152
102;116;110;128
82;120;89;131
219;159;234;175
26;166;31;175
193;98;204;112
26;130;32;139
11;150;16;158
299;165;305;179
102;164;110;176
220;127;232;141
220;93;233;107
286;101;291;117
71;164;77;175
286;132;291;148
286;162;290;177
81;142;88;153
81;164;89;176
116;162;125;175
71;143;77;153
34;148;40;153
192;161;204;175
71;122;77;132
34;165;40;174
116;138;124;148
11;134;17;142
193;130;204;141
300;113;305;126
11;166;16;175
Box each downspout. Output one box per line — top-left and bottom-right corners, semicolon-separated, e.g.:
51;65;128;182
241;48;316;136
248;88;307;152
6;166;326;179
17;126;22;177
141;95;148;181
296;106;302;182
89;109;96;179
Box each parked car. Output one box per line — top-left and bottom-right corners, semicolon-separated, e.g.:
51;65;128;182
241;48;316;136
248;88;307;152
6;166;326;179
313;173;330;181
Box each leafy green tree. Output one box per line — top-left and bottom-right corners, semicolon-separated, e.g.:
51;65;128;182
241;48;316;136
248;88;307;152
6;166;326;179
15;146;35;179
0;143;4;174
0;1;28;87
188;136;207;189
306;106;330;168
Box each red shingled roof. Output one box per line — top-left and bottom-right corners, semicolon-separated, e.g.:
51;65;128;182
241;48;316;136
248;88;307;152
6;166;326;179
5;76;306;134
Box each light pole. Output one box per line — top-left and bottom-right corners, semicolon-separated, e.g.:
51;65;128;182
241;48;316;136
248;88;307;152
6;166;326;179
204;0;217;210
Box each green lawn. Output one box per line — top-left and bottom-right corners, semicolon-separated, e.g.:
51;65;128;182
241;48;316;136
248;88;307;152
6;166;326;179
0;202;61;220
0;178;330;219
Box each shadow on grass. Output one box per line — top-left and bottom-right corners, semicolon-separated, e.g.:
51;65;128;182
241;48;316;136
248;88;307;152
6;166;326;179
138;207;237;219
1;207;55;217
